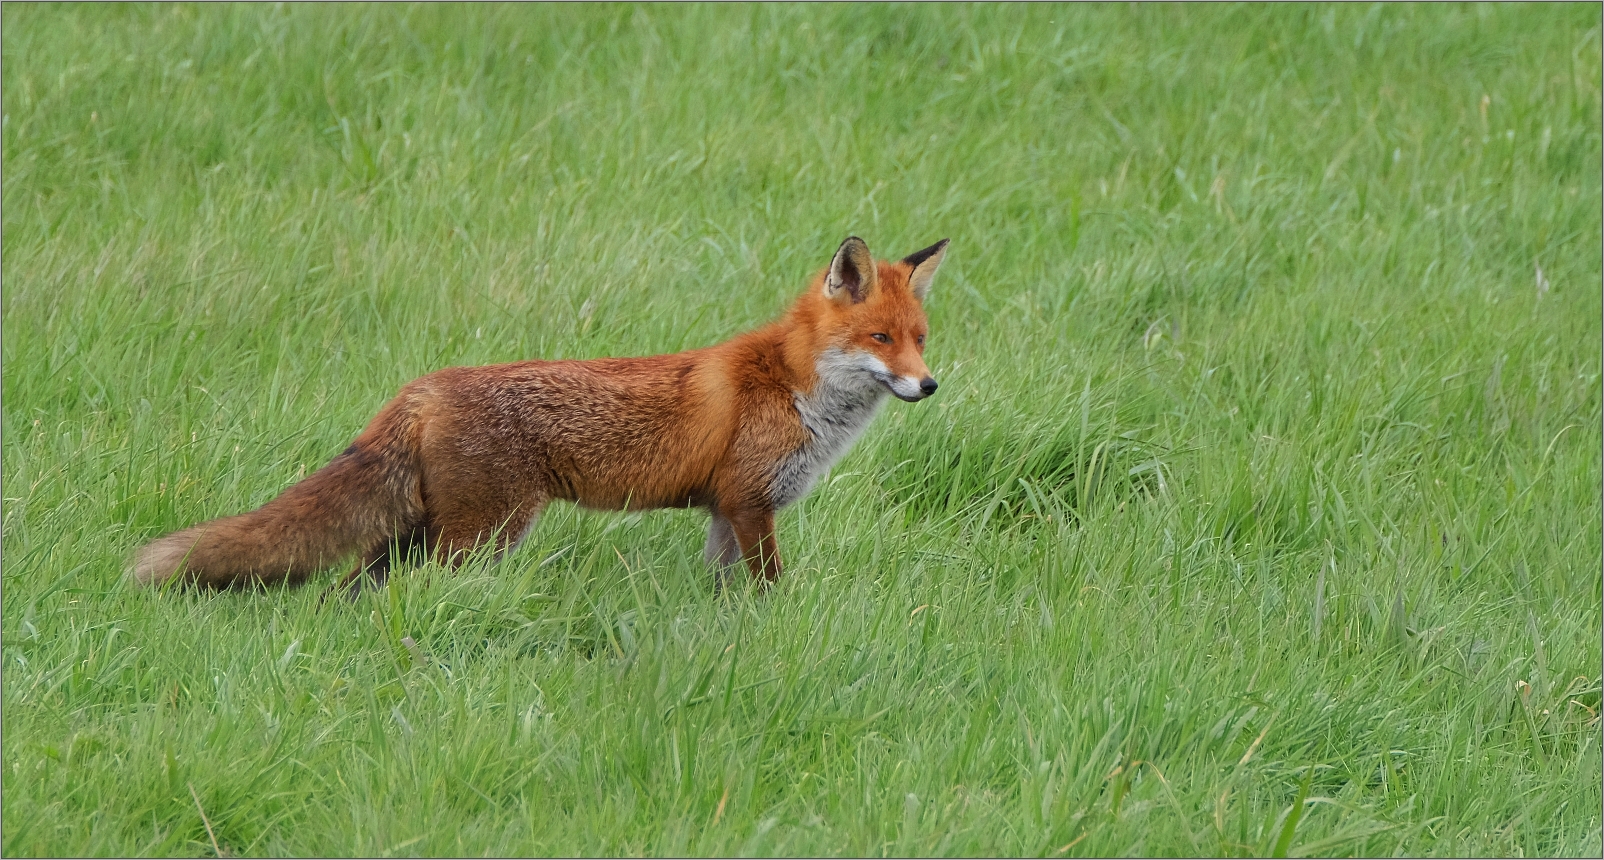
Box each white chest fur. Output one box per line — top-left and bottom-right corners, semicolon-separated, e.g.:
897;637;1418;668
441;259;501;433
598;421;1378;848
770;349;890;508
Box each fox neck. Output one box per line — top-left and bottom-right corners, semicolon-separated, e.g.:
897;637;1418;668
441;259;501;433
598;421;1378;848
776;294;891;439
771;347;888;508
797;347;890;457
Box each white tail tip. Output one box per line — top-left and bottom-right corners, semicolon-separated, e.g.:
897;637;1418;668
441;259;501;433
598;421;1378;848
129;533;197;586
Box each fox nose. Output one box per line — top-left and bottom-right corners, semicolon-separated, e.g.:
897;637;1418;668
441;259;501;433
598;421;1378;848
919;377;939;396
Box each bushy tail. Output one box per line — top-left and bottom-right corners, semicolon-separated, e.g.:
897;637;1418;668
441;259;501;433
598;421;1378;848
131;399;425;588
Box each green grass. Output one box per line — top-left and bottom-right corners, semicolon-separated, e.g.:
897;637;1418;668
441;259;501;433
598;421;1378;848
3;3;1600;856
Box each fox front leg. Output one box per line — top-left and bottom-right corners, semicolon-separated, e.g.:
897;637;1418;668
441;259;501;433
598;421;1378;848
722;505;781;584
705;510;741;567
704;510;743;589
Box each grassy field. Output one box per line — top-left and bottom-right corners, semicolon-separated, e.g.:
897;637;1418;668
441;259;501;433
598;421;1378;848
3;4;1600;856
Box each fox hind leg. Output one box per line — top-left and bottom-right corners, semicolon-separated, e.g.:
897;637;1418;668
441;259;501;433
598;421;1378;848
324;523;433;602
431;499;546;569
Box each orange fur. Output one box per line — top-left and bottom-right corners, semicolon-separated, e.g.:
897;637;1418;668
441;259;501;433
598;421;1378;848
131;236;949;593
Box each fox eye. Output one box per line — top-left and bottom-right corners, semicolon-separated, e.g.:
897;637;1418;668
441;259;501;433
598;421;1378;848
871;333;891;344
916;334;926;346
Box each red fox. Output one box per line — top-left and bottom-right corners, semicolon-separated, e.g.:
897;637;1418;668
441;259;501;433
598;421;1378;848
132;236;948;594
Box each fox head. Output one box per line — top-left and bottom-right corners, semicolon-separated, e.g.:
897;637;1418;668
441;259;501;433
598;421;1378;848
807;236;948;402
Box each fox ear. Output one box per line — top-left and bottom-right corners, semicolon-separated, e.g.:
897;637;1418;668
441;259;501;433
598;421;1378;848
902;239;949;301
824;236;876;305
